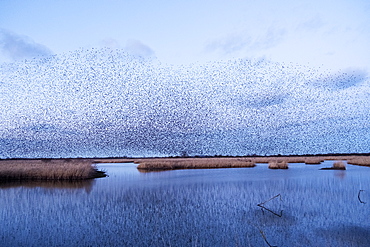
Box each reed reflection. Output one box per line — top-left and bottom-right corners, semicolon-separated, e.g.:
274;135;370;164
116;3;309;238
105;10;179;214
0;179;95;193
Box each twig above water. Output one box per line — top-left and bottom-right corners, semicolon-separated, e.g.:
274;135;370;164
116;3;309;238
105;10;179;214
257;194;283;217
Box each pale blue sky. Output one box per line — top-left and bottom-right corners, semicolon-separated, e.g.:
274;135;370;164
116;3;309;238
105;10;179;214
1;0;370;70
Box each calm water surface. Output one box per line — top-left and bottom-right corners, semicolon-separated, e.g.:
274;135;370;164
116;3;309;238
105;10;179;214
1;161;370;246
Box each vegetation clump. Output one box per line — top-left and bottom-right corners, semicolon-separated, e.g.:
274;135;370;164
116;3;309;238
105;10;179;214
0;159;106;181
304;157;324;164
268;161;288;169
332;161;346;169
347;156;370;166
320;161;346;170
136;158;256;171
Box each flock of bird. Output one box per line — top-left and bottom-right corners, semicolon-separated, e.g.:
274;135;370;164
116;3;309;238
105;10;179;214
0;48;368;157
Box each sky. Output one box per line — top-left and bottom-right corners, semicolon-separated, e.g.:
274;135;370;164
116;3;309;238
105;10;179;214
1;0;370;69
0;0;369;158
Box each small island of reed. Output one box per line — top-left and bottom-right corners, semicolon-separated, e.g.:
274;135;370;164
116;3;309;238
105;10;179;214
134;154;370;171
268;161;289;169
320;161;346;170
136;157;256;171
0;159;106;181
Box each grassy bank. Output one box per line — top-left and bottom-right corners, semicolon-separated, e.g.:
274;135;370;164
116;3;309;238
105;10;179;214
134;154;370;171
0;159;106;181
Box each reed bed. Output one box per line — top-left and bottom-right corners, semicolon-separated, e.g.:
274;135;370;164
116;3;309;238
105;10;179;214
320;160;347;170
0;159;106;181
134;155;370;171
304;157;324;164
93;158;135;163
268;161;288;169
241;156;309;164
347;156;370;166
136;158;256;171
332;161;346;169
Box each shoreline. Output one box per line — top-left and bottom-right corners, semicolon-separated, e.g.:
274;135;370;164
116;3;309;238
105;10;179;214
1;154;369;175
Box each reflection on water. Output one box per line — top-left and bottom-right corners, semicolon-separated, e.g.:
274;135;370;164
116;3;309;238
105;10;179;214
0;179;95;192
1;162;370;246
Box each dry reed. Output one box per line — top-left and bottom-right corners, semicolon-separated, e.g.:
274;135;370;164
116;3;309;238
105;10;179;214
304;157;324;164
320;160;346;170
332;161;346;170
134;155;370;171
268;161;288;169
93;158;135;163
136;158;256;171
347;156;370;166
0;159;106;181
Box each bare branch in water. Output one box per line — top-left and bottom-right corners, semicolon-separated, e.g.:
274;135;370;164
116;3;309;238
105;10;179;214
254;225;277;247
257;194;283;217
358;190;366;204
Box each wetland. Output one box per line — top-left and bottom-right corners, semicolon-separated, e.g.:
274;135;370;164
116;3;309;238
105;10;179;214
1;158;370;246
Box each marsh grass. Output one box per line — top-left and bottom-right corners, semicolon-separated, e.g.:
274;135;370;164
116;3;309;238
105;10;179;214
347;156;370;166
268;161;288;169
93;158;135;163
0;159;106;181
320;161;346;170
304;157;324;164
134;155;370;171
332;161;346;169
136;158;256;171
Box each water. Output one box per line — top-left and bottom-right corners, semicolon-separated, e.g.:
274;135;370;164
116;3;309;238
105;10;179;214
1;161;370;246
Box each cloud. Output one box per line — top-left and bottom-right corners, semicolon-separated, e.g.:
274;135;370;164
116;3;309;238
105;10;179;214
296;15;324;32
100;38;121;49
205;27;286;56
205;33;251;54
99;39;155;59
0;29;52;61
251;27;286;50
124;39;155;58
